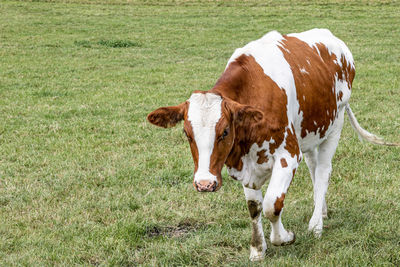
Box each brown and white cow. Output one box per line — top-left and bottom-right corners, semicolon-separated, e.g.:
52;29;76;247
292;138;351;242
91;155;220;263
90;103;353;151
147;29;399;261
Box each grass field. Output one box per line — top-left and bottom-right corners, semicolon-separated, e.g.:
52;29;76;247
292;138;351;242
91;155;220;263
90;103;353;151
0;0;399;266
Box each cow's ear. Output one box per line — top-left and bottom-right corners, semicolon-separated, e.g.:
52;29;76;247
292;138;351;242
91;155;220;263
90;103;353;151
224;99;263;126
147;102;187;128
235;105;263;125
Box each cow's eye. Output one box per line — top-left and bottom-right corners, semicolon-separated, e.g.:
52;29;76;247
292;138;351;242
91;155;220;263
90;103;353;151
220;128;229;141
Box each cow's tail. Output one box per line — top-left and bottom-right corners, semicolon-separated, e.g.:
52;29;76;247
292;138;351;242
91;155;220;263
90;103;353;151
345;103;400;146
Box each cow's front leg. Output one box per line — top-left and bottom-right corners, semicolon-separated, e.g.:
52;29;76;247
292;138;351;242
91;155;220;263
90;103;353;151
263;157;297;246
244;186;267;261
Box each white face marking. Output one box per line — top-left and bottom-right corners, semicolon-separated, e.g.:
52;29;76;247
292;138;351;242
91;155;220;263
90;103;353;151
188;93;222;183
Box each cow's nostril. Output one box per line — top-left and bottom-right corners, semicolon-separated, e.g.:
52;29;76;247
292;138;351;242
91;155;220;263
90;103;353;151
212;181;217;191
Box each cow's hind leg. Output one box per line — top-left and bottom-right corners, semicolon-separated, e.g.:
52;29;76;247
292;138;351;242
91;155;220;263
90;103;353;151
304;149;327;218
263;156;298;246
244;187;267;261
309;109;345;237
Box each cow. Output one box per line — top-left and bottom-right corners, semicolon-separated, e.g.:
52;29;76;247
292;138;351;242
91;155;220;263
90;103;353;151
147;29;399;261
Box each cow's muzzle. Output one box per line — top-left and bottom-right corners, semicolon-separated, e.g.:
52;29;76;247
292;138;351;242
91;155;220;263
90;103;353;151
194;180;218;192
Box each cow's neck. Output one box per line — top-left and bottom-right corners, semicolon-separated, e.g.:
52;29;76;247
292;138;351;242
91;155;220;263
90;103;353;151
209;54;289;171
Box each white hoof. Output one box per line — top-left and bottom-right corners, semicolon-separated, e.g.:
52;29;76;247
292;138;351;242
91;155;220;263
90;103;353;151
249;246;265;261
308;216;323;237
271;231;296;246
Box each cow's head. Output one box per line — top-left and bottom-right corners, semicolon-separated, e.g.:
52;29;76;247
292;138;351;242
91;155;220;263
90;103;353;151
147;92;263;192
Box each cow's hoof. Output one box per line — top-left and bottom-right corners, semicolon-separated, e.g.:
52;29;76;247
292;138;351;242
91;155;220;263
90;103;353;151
271;231;296;246
249;246;265;261
312;228;322;238
308;217;323;238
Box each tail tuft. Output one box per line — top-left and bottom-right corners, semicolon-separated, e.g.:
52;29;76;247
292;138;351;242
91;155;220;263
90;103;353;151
345;104;400;147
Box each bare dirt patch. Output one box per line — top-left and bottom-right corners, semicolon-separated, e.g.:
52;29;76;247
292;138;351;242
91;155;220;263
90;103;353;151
146;220;201;238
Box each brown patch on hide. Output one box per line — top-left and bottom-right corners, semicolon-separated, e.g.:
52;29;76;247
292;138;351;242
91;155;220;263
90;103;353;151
337;91;343;101
280;158;288;168
273;193;286;216
337;55;356;89
284;124;300;161
257;149;268;164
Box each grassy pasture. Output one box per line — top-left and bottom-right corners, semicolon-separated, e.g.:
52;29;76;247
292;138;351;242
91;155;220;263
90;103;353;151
0;0;399;266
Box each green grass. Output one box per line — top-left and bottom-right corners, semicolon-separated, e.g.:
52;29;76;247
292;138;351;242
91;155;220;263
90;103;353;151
0;0;399;266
